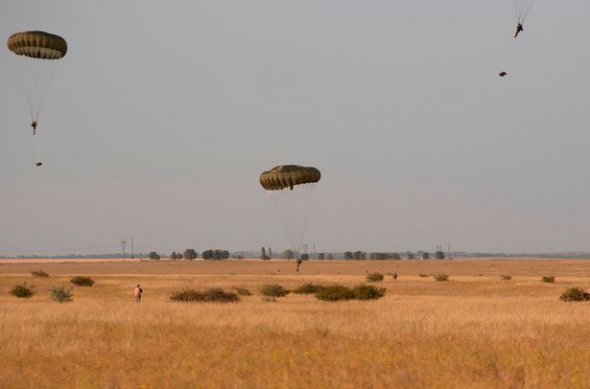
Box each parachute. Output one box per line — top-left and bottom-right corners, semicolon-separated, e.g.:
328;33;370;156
499;0;537;77
513;0;537;29
260;165;321;258
7;31;68;166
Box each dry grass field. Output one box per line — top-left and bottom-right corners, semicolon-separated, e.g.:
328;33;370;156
1;259;590;388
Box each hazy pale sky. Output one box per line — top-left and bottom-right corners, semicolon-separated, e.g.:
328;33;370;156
1;1;590;255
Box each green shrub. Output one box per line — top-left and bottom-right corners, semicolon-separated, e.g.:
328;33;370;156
260;284;290;298
500;275;512;280
366;272;384;282
10;283;35;298
316;285;355;302
234;287;252;296
70;276;95;287
419;273;430;278
541;276;555;283
351;284;386;300
293;283;326;294
170;288;239;303
433;273;449;282
50;286;73;303
31;270;49;278
560;287;590;302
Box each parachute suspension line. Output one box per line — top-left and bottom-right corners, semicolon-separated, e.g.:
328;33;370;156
502;36;521;75
33;134;42;166
18;57;59;128
34;59;59;124
513;0;521;24
267;183;317;254
521;0;537;22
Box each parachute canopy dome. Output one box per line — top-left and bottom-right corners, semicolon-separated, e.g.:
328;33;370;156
7;31;67;60
260;165;321;191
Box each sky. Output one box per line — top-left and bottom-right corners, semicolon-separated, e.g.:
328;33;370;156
1;1;590;255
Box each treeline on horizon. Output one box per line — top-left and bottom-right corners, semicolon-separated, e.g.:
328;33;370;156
2;249;590;260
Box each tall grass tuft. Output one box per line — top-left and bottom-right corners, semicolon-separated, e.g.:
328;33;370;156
170;288;239;303
500;275;512;281
50;286;73;303
10;283;35;298
293;283;326;294
31;270;49;278
260;284;290;298
433;273;449;282
70;276;95;287
351;284;386;300
316;285;355;302
234;287;252;296
366;273;384;282
541;276;555;283
559;287;590;302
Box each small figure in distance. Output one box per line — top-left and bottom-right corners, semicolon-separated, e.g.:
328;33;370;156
514;22;524;38
296;257;303;272
499;71;507;77
31;121;37;135
393;272;398;281
36;162;43;167
134;284;143;303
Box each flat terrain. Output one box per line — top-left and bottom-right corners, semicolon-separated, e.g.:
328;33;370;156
1;259;590;388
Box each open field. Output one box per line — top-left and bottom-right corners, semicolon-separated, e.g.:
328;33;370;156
2;259;590;388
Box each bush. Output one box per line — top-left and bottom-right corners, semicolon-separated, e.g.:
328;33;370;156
351;284;386;300
366;272;384;282
70;276;95;287
31;270;49;278
10;283;35;298
50;286;73;303
170;288;239;303
560;287;590;302
260;284;290;298
316;285;355;302
500;275;512;280
541;276;555;283
419;273;430;278
433;273;449;282
234;287;252;296
293;283;326;294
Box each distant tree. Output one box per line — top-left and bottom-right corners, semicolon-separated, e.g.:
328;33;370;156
422;252;430;260
391;253;401;260
184;249;198;261
300;253;310;261
318;253;325;260
170;252;178;260
327;253;334;260
261;247;270;260
353;251;367;260
176;251;183;260
406;252;415;260
283;249;294;260
344;251;353;260
435;250;446;260
202;249;230;260
148;251;160;260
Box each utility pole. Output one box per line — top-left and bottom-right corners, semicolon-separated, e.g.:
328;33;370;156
448;242;452;260
121;240;127;257
131;236;134;259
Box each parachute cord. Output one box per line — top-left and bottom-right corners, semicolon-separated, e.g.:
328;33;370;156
33;133;41;165
34;59;59;123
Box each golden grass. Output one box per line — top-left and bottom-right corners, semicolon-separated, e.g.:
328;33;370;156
1;259;590;388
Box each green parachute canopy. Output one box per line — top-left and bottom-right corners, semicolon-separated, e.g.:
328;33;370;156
260;165;321;191
7;31;67;60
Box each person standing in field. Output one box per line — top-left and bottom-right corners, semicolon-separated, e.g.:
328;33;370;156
134;284;143;303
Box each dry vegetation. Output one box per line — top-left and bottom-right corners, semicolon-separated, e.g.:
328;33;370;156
1;259;590;388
